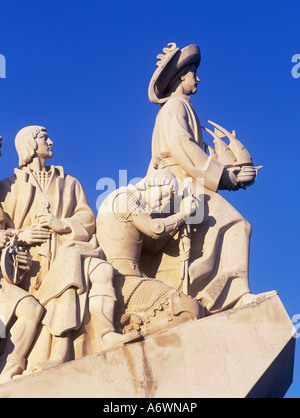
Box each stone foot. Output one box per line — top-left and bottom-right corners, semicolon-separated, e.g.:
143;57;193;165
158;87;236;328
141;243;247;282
101;331;143;351
0;363;23;385
235;290;278;308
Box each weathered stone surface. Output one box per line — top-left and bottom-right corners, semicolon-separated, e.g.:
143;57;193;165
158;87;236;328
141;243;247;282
0;292;295;398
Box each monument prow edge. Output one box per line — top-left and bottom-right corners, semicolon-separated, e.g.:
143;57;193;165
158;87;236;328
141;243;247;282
0;291;295;398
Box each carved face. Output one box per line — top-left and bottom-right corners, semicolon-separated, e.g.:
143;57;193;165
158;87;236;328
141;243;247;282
181;64;200;95
35;130;53;161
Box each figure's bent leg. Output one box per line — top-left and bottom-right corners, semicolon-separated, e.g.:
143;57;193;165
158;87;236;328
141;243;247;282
188;188;255;312
48;333;71;364
24;326;71;375
189;221;236;285
197;218;252;313
0;296;44;383
23;324;51;374
88;259;142;350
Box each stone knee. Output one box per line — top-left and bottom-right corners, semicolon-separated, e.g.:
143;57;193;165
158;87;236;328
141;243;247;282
243;218;252;237
0;297;44;381
233;214;252;236
88;259;116;301
15;296;44;324
87;259;117;338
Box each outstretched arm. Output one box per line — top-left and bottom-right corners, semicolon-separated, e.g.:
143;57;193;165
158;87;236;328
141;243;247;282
131;211;186;240
133;190;196;253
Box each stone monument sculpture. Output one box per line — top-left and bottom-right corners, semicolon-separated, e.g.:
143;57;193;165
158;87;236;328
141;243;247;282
0;136;44;383
97;169;203;336
0;127;139;381
141;42;267;313
0;43;295;398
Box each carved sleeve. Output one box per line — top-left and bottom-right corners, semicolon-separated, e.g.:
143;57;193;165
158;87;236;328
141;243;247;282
62;177;96;241
132;212;185;240
163;99;224;192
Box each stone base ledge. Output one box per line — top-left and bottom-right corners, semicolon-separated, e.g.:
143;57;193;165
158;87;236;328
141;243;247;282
0;292;296;398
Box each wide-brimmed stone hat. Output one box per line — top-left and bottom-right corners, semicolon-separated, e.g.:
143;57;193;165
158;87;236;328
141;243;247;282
148;42;201;104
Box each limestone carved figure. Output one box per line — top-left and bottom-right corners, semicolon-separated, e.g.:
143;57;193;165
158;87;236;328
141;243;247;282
0;136;44;383
142;42;269;313
97;169;203;335
0;127;139;379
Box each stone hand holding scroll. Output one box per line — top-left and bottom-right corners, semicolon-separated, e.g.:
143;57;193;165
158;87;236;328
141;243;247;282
35;211;71;235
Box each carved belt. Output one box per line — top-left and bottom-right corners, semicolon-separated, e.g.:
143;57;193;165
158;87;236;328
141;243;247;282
157;158;189;183
157;157;178;169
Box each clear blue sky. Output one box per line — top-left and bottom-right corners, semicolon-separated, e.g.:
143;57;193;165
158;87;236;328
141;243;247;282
0;0;299;397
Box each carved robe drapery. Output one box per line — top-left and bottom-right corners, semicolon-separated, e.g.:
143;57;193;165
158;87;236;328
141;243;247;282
0;165;99;335
142;95;251;313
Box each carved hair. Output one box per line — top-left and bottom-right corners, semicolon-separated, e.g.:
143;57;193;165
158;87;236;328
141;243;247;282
15;126;47;167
